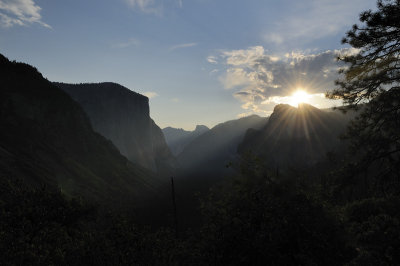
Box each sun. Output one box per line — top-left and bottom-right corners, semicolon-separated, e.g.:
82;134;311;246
289;89;311;107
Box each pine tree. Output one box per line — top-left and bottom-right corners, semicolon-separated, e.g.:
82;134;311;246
328;0;400;194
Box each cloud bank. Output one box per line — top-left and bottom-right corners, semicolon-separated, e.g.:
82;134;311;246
210;46;355;115
0;0;50;28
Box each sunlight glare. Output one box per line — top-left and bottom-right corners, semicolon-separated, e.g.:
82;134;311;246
289;89;311;107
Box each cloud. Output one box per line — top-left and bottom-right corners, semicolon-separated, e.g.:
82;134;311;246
113;38;140;48
207;56;217;64
209;69;219;75
125;0;183;15
169;42;197;51
143;91;159;99
237;112;256;118
125;0;161;15
0;0;50;28
262;0;376;47
210;46;354;115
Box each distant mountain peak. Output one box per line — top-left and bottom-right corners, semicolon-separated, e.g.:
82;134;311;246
195;125;209;131
297;103;322;113
298;102;313;108
267;103;326;135
273;104;296;111
162;125;210;156
269;103;322;121
273;103;319;110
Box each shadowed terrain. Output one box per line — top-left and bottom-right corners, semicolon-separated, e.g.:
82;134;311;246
0;54;161;206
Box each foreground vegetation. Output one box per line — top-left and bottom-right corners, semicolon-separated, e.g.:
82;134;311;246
2;156;400;265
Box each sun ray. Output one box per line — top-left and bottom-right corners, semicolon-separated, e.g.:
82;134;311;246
289;89;311;107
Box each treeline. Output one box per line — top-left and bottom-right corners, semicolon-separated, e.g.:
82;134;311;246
2;154;400;265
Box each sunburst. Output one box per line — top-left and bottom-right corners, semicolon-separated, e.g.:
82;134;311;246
288;89;311;107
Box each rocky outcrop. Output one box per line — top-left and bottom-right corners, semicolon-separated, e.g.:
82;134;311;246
56;82;175;172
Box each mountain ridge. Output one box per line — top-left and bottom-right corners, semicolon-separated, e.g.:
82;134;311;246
162;124;209;156
239;103;350;169
178;114;268;175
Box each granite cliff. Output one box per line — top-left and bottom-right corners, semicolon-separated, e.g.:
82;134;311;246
56;82;175;173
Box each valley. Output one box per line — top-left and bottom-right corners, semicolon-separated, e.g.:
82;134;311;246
0;0;399;263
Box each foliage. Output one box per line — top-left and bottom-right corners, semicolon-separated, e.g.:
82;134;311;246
328;0;400;106
0;177;92;265
0;176;182;265
345;197;400;265
327;0;400;195
195;163;352;266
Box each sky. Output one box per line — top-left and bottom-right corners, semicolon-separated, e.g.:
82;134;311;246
0;0;378;130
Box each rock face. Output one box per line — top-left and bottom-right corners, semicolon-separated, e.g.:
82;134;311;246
162;125;209;156
0;54;158;204
56;82;175;172
239;103;349;168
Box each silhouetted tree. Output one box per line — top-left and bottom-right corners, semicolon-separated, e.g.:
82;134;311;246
196;159;352;266
344;197;400;265
327;0;400;194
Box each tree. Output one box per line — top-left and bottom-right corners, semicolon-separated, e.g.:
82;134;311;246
345;197;400;265
195;159;352;265
327;0;400;194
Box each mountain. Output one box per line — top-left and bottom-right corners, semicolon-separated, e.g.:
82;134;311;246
178;115;268;177
0;54;160;205
162;125;209;156
55;82;175;173
171;115;267;228
239;103;350;170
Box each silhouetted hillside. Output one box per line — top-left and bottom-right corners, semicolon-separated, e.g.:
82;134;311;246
178;115;267;175
162;125;209;156
55;82;175;173
0;54;160;205
239;103;350;170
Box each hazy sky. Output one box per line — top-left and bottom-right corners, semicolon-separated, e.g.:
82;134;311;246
0;0;377;130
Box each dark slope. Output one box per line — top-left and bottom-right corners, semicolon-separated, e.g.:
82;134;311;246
0;54;159;205
178;115;267;177
162;125;209;156
56;82;175;173
239;103;350;169
171;115;267;229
